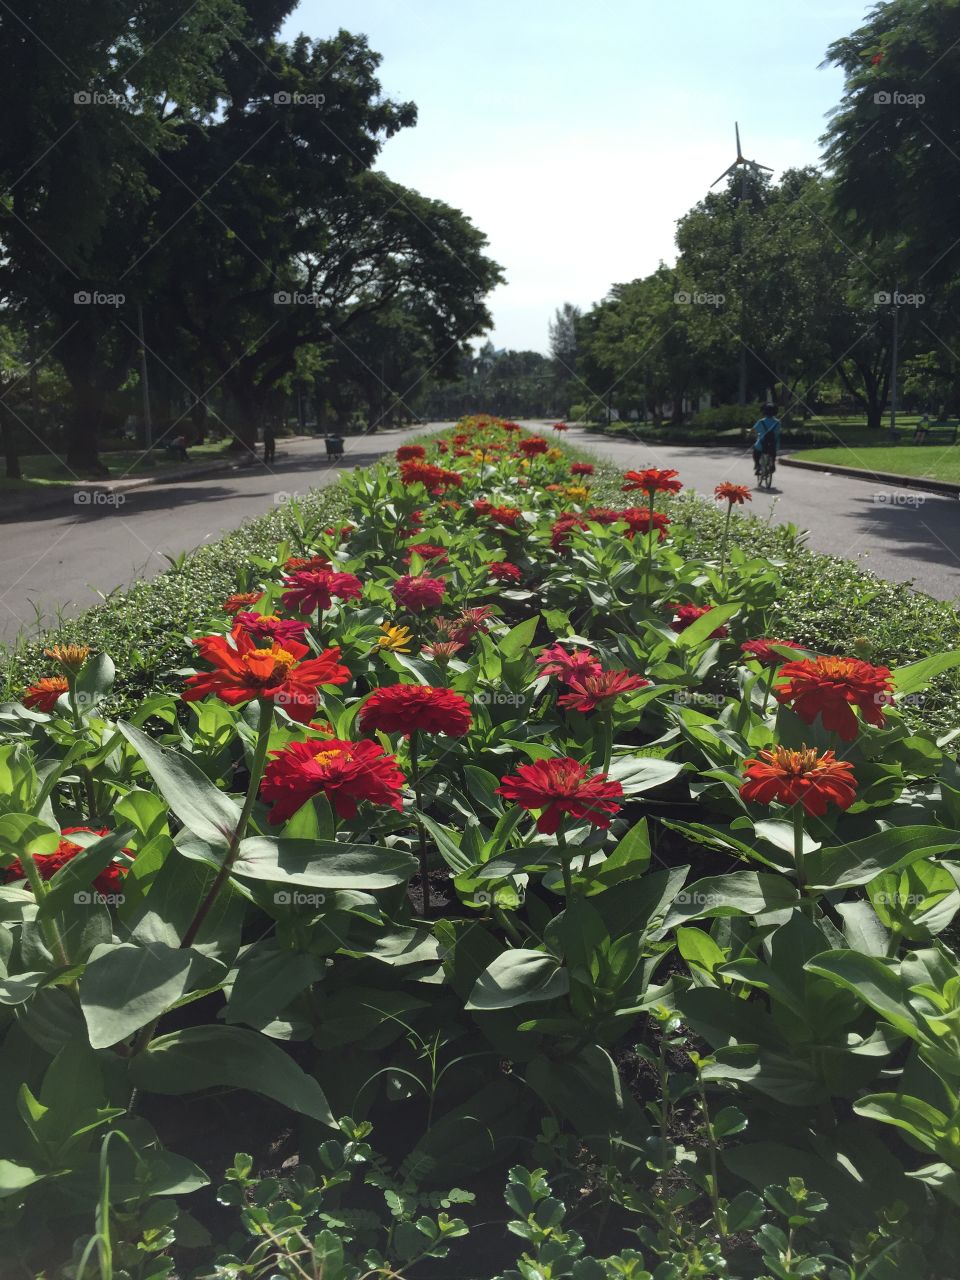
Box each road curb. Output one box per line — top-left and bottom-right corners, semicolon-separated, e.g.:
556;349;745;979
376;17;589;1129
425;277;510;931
780;456;960;498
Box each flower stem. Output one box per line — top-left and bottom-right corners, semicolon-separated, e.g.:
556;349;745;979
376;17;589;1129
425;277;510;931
409;730;431;916
719;502;733;594
556;826;574;899
760;663;777;714
792;803;810;911
181;698;274;951
67;673;99;822
645;490;656;596
20;850;71;971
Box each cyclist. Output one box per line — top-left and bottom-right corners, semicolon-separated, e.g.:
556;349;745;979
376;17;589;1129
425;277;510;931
752;403;781;479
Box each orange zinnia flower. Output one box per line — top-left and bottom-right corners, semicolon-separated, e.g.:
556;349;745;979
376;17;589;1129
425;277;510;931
775;655;894;741
714;482;752;505
22;676;69;713
223;591;263;615
622;468;682;495
740;745;857;817
182;627;350;722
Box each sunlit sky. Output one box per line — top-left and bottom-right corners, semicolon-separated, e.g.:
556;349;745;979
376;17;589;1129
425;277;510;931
285;1;866;353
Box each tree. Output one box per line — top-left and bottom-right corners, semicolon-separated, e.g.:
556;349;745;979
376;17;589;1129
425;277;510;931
823;0;960;289
0;0;245;471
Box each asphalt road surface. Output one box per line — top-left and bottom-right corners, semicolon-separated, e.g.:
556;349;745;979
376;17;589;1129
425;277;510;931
1;421;957;647
0;427;422;645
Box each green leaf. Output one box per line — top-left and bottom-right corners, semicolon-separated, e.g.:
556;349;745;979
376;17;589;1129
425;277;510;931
664;873;798;927
80;942;224;1049
233;838;417;890
225;943;324;1028
0;1160;44;1198
75;653;116;713
118;721;240;847
805;826;960;890
674;602;740;648
466;950;569;1011
0;814;60;858
892;652;960;695
499;616;539;662
803;951;917;1038
129;1025;335;1126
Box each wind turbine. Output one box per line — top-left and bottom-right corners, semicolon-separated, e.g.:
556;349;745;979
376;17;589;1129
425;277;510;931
711;122;773;189
710;124;774;407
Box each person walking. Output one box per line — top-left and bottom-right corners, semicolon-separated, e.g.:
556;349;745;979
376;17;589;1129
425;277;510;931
262;422;276;465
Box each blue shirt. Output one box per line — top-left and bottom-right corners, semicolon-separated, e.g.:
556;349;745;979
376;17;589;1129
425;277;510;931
753;416;781;448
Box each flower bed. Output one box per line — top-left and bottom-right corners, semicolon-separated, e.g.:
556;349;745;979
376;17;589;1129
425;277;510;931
2;415;960;1276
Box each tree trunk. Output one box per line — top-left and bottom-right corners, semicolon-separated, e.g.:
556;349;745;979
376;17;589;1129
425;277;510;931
59;322;104;472
0;404;21;480
191;397;207;444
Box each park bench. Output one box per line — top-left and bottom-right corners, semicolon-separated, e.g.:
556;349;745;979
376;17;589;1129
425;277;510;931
895;419;959;445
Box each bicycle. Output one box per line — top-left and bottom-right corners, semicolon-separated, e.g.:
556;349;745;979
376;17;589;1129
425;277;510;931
756;450;775;490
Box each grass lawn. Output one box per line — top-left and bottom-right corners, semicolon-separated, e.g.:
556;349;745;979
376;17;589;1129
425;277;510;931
0;439;236;491
794;442;960;482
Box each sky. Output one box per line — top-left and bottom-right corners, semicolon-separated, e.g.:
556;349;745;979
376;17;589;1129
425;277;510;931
284;1;868;354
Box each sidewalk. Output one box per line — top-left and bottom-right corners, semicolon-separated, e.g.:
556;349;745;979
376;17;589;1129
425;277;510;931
0;433;384;522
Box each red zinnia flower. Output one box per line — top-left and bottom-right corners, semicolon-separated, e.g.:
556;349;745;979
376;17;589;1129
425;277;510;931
670;604;728;638
570;462;594;476
22;676;69;713
487;505;521;528
740;746;857;817
359;684;472;737
496;757;623;835
552;422;568;432
774;655;895;741
233;612;309;646
741;639;800;667
283;556;330;573
404;544;449;566
4;826;132;896
622;468;682;496
280;570;363;615
421;640;464;662
557;669;651;712
396;444;427;462
223;592;263;615
489;561;521;583
536;644;603;685
585;507;620;525
551;514;588;550
261;738;406;824
473;498;494;516
619;507;671;541
518;436;549;457
451;606;494;643
392;575;447;612
323;525;354;543
183;627;350;722
399;461;462;492
714;482;752;505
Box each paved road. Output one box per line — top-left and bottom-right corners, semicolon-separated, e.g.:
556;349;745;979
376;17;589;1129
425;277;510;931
559;426;960;603
0;426;424;645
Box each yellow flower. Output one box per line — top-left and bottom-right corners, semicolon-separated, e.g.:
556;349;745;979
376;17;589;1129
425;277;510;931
377;622;414;653
564;485;590;502
546;448;564;461
43;644;91;673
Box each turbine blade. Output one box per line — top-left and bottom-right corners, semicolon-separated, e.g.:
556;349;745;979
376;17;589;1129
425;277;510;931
710;163;738;187
735;121;742;158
